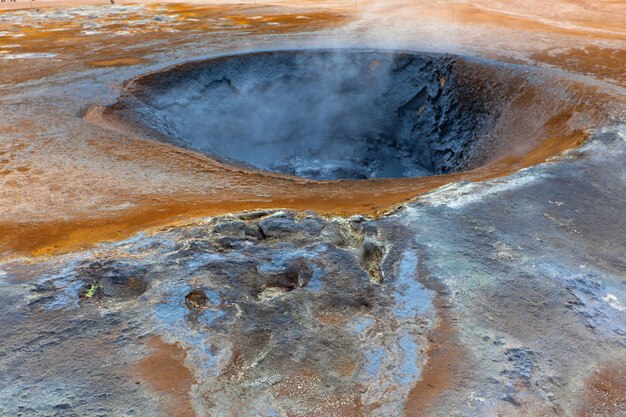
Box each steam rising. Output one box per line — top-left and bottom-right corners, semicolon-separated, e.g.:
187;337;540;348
117;49;569;180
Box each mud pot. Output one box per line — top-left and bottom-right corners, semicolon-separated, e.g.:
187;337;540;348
98;49;598;181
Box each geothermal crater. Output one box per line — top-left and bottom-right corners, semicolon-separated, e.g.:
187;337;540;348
108;50;567;180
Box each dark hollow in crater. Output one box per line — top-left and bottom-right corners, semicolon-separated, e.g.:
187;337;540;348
110;49;575;180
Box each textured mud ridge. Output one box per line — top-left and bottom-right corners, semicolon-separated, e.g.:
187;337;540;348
2;211;437;416
105;49;579;180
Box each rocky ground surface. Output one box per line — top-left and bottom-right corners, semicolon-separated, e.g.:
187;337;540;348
0;1;624;416
1;131;625;416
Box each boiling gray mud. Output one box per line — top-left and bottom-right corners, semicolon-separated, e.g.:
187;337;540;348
115;50;554;180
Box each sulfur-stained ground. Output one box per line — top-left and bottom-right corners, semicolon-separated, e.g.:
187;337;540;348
0;1;624;416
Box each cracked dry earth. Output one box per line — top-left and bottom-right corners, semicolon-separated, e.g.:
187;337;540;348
0;1;625;417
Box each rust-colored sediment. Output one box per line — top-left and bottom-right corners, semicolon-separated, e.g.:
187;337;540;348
88;57;149;67
133;336;196;417
404;260;467;416
577;365;626;417
531;46;626;87
422;2;626;41
404;315;463;416
271;366;363;417
0;128;587;258
0;4;349;84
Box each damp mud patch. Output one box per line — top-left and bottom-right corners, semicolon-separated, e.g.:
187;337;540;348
95;49;595;180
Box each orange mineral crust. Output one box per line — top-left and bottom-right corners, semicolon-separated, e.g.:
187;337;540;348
132;336;196;417
0;0;623;260
0;125;589;257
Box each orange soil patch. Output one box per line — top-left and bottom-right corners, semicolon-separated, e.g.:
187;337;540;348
365;0;626;41
531;46;626;87
0;4;349;84
272;366;363;417
133;335;196;417
577;364;626;417
404;258;468;416
470;0;626;36
89;57;149;67
0;129;587;258
404;312;463;416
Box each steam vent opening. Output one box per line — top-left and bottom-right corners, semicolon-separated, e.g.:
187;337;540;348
112;49;569;180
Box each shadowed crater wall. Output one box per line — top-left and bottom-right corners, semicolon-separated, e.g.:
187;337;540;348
103;49;586;180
